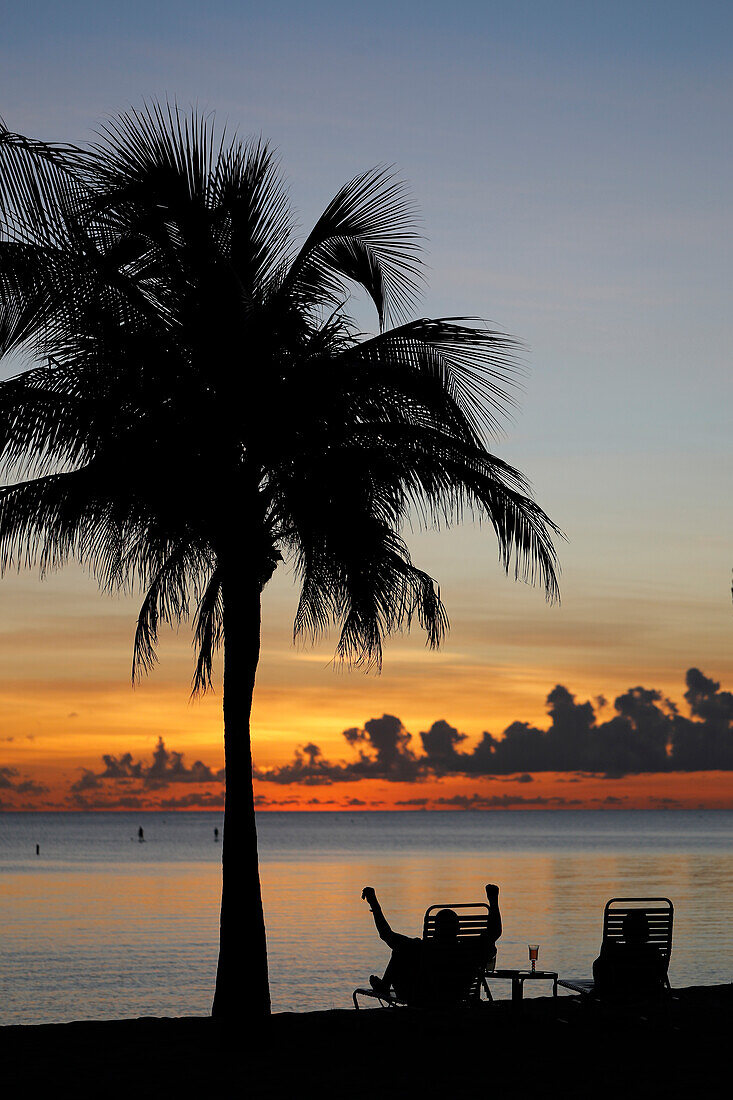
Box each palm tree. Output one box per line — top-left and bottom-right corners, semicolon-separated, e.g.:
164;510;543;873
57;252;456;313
0;103;560;1017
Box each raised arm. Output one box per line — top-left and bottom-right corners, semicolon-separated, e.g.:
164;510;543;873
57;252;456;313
485;883;502;942
362;887;401;947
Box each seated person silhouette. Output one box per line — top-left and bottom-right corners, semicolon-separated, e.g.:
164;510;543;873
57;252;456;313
592;910;666;1002
362;883;502;1007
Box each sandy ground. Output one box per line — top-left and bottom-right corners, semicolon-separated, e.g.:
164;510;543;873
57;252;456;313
1;985;730;1099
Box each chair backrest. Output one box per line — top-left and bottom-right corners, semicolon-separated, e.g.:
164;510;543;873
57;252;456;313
602;897;674;966
422;903;495;1000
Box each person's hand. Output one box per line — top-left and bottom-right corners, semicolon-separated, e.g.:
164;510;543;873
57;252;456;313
485;883;500;902
362;887;377;903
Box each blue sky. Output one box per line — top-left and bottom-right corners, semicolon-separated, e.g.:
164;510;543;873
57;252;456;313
1;1;732;773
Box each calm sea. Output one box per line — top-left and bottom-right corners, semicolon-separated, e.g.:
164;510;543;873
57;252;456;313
0;810;731;1024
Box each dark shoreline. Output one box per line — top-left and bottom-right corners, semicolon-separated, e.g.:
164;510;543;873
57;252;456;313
2;984;729;1098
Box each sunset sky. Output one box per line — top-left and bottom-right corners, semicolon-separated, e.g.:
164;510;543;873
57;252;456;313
1;1;731;810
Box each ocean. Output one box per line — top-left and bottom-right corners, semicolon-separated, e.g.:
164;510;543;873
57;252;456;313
0;810;731;1024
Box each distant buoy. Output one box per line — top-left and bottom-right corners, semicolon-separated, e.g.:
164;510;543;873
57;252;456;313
138;826;145;842
36;843;40;856
214;827;219;841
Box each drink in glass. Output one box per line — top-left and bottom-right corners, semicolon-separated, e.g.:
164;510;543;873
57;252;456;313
528;944;539;973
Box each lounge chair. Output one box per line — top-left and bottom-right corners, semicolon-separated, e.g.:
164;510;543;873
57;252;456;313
353;902;496;1009
558;896;674;1002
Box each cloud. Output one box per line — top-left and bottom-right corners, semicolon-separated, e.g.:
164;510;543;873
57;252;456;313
255;668;733;785
158;791;225;809
71;769;104;792
673;669;733;769
0;766;48;795
70;737;225;794
254;794;312;807
13;779;49;794
254;715;421;784
419;720;467;775
433;793;581;809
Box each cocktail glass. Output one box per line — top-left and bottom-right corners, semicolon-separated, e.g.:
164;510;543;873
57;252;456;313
528;944;539;973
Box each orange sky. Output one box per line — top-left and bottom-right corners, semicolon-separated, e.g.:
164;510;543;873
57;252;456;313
0;488;731;814
254;772;731;811
1;557;730;811
3;762;730;813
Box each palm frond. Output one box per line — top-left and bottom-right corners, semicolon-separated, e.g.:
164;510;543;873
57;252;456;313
89;101;218;203
191;567;223;694
0;466;124;578
210;137;293;294
132;543;195;681
0;123;88;248
343;317;523;440
292;517;447;670
281;167;422;327
0;362;99;475
85;106;294;307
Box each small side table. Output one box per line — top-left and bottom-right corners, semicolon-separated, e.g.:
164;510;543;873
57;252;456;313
488;969;559;1007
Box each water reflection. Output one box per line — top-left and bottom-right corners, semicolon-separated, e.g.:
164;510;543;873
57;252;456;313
1;811;731;1022
1;864;221;1023
262;848;731;1012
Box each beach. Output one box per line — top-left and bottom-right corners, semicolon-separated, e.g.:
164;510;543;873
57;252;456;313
1;984;728;1099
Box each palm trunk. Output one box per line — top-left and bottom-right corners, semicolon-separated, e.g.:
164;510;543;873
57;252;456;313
211;568;270;1017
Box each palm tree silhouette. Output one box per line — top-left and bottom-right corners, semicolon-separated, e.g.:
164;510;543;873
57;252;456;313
0;103;561;1017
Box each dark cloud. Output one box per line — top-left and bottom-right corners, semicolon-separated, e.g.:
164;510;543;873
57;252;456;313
255;668;733;785
254;715;420;784
434;793;580;809
158;791;225;809
342;716;420;781
144;738;224;789
13;779;49;795
71;769;104;792
0;766;48;795
70;737;225;794
254;795;303;807
419;720;467;775
673;669;733;769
